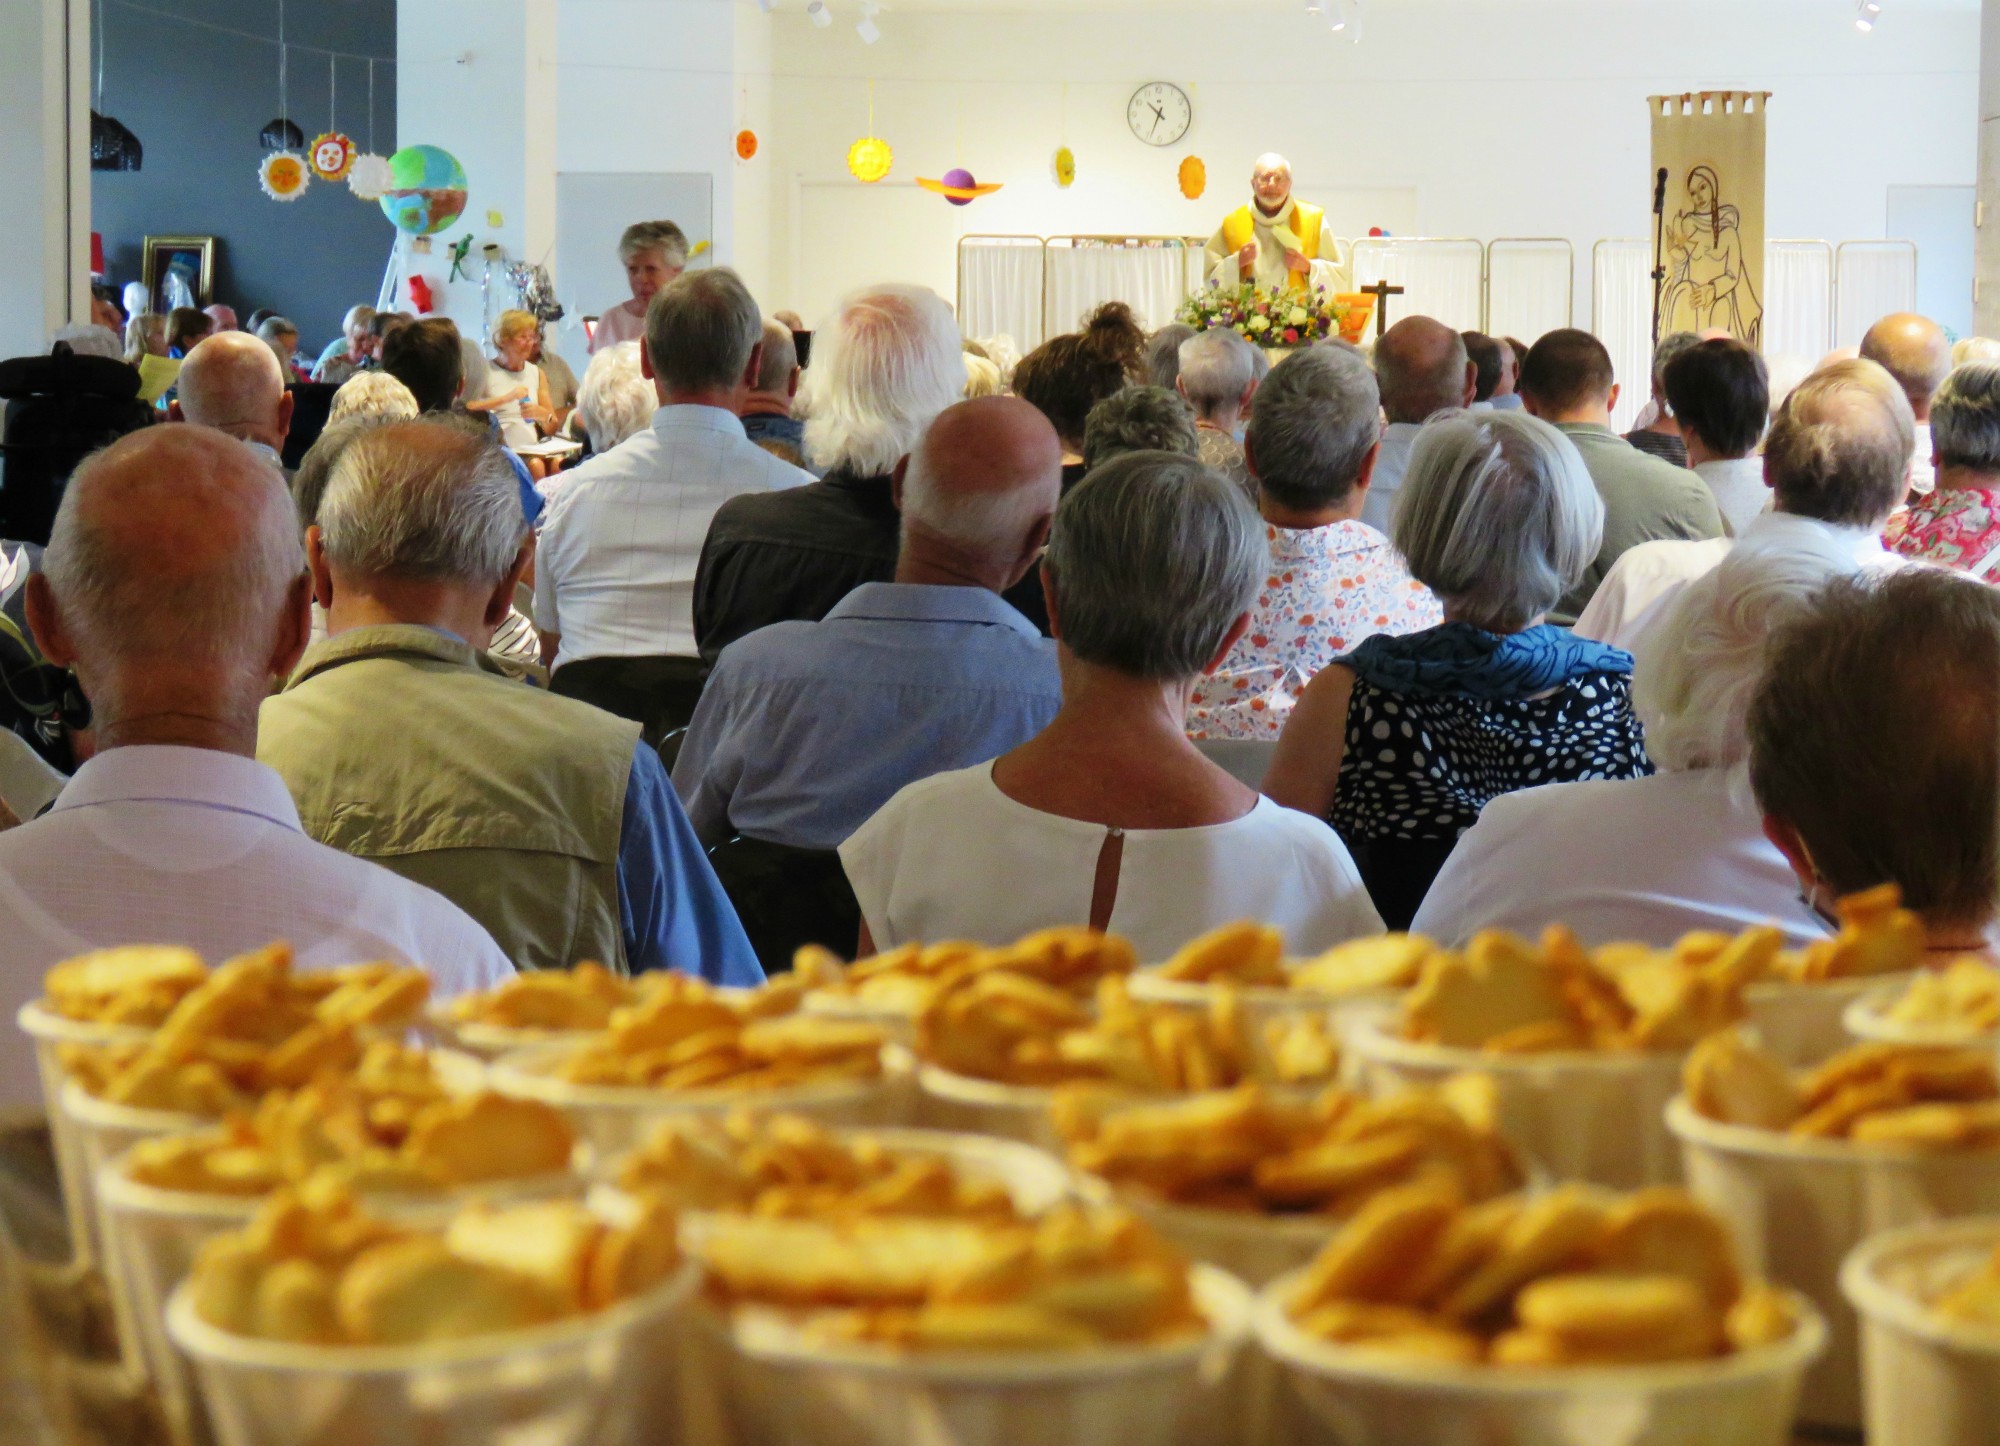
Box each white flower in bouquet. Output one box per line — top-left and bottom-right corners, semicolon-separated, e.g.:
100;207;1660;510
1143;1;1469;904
1248;315;1270;333
1288;307;1309;327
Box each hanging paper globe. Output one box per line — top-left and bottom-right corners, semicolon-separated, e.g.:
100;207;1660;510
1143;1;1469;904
378;144;470;235
847;136;892;184
1178;154;1207;201
308;131;356;182
347;153;393;201
1052;147;1076;189
735;129;759;161
259;151;309;202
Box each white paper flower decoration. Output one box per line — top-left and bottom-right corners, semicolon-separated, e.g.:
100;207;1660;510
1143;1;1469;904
347;153;393;201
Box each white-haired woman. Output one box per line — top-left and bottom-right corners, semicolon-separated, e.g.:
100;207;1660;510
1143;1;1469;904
312;304;378;384
572;340;654;459
1410;546;1837;948
591;219;689;355
841;452;1381;960
1265;410;1651;928
329;370;419;426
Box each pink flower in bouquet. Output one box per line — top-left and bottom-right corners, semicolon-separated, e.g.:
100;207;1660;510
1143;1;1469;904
1283;328;1299;344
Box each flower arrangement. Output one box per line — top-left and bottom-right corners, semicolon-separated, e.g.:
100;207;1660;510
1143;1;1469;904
1178;281;1354;350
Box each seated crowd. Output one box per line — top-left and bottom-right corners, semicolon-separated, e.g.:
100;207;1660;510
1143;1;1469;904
6;253;2000;1087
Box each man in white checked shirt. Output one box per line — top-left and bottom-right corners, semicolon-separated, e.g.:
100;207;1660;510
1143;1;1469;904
0;426;512;1111
535;269;809;697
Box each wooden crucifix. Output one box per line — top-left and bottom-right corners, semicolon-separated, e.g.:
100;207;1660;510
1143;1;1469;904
1361;280;1405;339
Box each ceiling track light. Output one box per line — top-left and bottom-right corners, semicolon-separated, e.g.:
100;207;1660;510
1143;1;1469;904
807;0;832;28
1855;0;1880;31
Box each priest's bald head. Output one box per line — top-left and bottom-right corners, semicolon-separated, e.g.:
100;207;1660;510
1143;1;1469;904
1252;154;1293;212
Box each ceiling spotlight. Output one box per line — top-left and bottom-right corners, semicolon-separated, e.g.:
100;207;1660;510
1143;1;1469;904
1855;0;1880;30
807;0;832;27
1305;0;1324;13
1327;0;1358;33
857;1;881;42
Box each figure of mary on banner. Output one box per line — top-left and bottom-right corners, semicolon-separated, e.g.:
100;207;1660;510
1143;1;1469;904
1652;93;1768;348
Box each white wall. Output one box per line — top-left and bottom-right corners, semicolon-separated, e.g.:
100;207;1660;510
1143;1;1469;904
761;0;1979;330
0;0;86;360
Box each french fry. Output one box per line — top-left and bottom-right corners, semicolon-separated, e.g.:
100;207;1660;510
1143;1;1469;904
1686;1030;2000;1145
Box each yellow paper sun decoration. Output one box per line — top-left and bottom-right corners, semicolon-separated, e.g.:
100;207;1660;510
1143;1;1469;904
848;136;893;184
1178;155;1207;202
260;151;310;202
1052;147;1077;189
308;131;356;182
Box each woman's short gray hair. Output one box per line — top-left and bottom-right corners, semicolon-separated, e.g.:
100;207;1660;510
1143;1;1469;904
329;370;419;425
317;419;527;586
1931;361;2000;473
1043;451;1263;681
1144;323;1196;390
618;220;690;269
1081;386;1198;470
575;340;654;452
803;284;964;476
1631;546;1847;772
1391;410;1603;632
1177;330;1257;416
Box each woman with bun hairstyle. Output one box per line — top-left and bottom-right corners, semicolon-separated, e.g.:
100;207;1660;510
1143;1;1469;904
1012;302;1149;491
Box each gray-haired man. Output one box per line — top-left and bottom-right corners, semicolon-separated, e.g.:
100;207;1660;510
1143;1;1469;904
258;418;762;986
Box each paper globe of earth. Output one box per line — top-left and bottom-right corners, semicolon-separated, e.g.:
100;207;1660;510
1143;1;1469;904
378;144;469;235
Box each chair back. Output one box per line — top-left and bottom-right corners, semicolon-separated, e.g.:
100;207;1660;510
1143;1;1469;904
706;835;860;976
548;655;706;749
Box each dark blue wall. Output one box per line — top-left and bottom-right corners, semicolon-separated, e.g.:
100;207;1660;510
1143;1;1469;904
91;0;397;353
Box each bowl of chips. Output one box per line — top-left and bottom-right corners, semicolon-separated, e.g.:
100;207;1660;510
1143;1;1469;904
802;928;1138;1043
489;991;905;1158
1840;1215;2000;1446
1252;1182;1822;1445
1127;925;1440;1044
95;1058;581;1422
1346;926;1776;1189
1844;958;2000;1049
1668;1029;2000;1428
1053;1079;1523;1287
163;1188;692;1446
907;973;1341;1151
1738;884;1927;1064
677;1202;1253;1446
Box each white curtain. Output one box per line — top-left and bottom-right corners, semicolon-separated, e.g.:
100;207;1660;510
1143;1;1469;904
956;237;1046;352
1043;242;1199;336
1762;241;1834;366
1349;239;1485;333
1835;242;1919;349
1485;240;1573;345
1592;239;1653;434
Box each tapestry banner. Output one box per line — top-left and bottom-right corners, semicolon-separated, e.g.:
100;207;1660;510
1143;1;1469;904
1650;91;1769;348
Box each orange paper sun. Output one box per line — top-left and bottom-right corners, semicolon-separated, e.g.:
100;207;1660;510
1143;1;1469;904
1178;155;1207;201
308;131;356;182
848;136;893;184
735;129;759;161
260;151;309;201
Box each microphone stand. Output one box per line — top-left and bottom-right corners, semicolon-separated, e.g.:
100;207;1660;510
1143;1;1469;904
1649;166;1669;348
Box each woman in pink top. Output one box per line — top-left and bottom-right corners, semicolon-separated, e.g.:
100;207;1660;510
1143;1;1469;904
589;220;689;354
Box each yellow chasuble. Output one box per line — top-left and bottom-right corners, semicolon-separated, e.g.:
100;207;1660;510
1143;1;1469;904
1206;197;1347;295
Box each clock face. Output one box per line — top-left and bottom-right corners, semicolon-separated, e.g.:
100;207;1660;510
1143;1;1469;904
1128;82;1192;148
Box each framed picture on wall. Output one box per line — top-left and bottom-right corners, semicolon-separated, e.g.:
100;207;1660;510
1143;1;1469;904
141;235;217;313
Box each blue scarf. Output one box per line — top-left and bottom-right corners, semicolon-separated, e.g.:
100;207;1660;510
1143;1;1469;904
1341;623;1634;701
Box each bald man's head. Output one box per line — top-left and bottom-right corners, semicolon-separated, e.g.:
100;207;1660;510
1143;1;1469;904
1860;313;1951;420
897;396;1062;587
1374;316;1475;424
204;304;239;332
174;331;294;451
31;427;305;723
1764;358;1915;527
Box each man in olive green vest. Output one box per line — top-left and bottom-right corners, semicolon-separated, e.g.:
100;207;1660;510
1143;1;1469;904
257;418;762;984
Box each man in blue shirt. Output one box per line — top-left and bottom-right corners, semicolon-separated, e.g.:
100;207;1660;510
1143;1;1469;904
257;418;762;986
674;396;1064;851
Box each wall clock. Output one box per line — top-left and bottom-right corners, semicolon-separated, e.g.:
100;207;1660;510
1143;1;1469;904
1128;82;1192;148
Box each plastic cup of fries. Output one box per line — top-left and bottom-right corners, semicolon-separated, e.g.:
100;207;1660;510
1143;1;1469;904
95;1076;581;1424
1840;1215;2000;1446
1745;972;1921;1066
1252;1184;1823;1446
163;1190;694;1446
1668;1030;2000;1429
1054;1082;1525;1288
488;1016;906;1160
1843;960;2000;1051
676;1202;1253;1446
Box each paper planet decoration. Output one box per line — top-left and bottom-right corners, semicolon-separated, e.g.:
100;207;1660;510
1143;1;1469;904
308;131;356;182
736;129;759;161
847;136;893;184
1052;147;1076;189
347;153;392;200
259;151;309;202
378;144;470;236
1178;154;1207;201
918;169;1004;206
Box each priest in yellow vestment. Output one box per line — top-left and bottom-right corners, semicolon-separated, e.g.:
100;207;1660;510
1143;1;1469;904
1203;154;1352;296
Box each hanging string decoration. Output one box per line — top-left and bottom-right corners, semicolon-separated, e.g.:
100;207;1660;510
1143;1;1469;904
508;262;565;324
378;144;469;235
847;79;892;184
259;0;299;151
1052;147;1076;189
310;132;356;182
349;58;390;199
260;151;310;201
